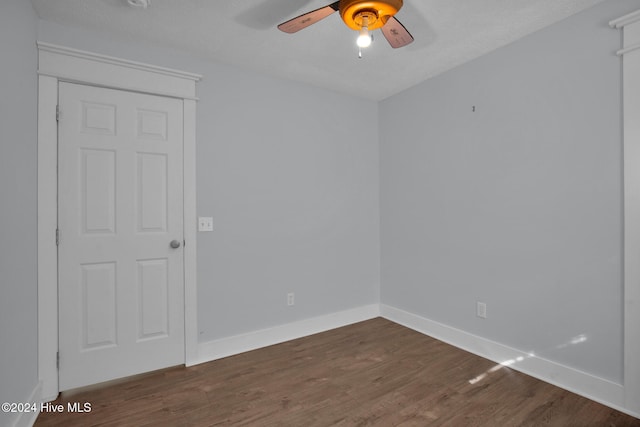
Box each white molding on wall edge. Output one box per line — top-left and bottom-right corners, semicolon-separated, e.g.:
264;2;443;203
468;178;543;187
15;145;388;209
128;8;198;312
192;304;380;366
611;8;640;415
36;42;202;82
616;42;640;57
380;305;639;419
36;42;202;101
10;381;41;427
609;9;640;28
192;303;638;417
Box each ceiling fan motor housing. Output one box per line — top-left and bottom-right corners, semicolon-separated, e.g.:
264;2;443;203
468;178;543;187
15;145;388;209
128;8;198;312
339;0;403;30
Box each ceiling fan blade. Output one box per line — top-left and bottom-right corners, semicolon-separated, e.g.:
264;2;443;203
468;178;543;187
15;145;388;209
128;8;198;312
381;16;414;48
236;0;316;30
277;1;340;34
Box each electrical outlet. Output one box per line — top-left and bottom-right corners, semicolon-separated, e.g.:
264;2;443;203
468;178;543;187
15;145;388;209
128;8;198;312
477;301;487;319
198;217;213;232
287;293;295;306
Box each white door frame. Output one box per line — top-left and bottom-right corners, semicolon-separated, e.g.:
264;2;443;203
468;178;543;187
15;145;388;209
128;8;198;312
37;42;201;401
611;10;640;416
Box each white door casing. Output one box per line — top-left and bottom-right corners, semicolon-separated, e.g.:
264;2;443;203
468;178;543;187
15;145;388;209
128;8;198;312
57;82;185;390
37;42;201;400
611;9;640;415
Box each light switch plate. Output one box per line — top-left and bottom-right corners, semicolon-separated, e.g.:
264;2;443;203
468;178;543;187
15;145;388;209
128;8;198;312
198;217;213;232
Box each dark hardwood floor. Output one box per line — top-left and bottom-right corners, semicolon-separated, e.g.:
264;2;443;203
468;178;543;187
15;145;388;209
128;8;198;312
35;318;640;426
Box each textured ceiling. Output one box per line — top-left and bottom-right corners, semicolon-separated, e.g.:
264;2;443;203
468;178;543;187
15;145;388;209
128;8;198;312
30;0;608;100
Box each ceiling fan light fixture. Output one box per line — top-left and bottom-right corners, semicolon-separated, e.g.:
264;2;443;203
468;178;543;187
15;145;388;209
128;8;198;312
339;0;403;31
356;16;372;48
356;27;372;48
277;0;413;50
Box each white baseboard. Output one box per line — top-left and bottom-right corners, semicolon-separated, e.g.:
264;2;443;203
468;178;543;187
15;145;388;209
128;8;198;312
191;304;380;366
380;304;640;419
189;302;638;419
10;381;42;427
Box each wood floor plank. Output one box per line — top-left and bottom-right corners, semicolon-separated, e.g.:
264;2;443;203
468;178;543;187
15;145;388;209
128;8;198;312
35;318;640;426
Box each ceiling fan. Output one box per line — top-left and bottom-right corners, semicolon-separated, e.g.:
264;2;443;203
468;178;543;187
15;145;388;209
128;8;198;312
277;0;414;50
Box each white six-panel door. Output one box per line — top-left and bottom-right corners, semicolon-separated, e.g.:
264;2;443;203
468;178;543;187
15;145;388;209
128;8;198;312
57;82;185;390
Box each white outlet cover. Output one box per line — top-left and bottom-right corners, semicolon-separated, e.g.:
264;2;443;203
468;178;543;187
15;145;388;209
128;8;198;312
198;217;213;232
477;302;487;319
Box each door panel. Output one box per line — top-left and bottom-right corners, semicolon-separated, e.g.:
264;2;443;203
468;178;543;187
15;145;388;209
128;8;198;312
136;258;170;340
81;262;117;349
58;82;184;390
81;149;116;234
136;152;168;232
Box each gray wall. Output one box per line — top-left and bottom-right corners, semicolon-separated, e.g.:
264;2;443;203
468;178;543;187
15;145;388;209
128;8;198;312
197;67;380;339
2;0;635;420
0;0;39;425
380;0;638;384
36;19;381;343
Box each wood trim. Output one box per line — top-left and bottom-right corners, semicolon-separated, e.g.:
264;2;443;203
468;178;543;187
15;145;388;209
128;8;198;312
12;381;42;427
37;74;60;401
36;42;201;400
37;42;202;81
193;305;380;366
37;42;201;100
616;42;640;57
380;304;638;419
611;9;640;415
609;9;640;29
183;99;199;366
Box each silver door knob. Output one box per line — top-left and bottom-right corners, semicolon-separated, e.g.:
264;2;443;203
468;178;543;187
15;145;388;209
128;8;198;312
170;240;181;249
